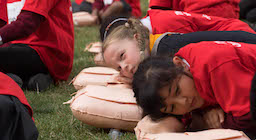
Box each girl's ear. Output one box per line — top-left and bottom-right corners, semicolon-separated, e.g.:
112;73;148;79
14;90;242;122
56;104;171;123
173;56;189;71
134;33;138;40
173;56;183;66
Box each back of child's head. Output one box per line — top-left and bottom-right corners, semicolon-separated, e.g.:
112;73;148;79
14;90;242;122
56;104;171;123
100;15;130;41
102;17;149;53
132;56;184;120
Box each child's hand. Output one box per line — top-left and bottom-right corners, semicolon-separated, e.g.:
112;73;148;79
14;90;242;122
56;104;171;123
115;75;132;84
203;107;224;129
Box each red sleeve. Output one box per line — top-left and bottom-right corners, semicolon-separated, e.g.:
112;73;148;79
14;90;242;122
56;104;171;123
93;0;104;10
0;11;44;44
0;0;8;24
149;0;172;9
223;113;256;133
21;0;58;18
210;60;254;130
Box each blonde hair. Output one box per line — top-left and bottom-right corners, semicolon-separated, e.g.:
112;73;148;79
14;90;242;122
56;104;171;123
102;18;149;53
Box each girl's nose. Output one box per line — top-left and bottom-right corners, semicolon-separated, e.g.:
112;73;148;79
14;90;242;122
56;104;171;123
119;63;133;78
175;97;188;106
120;62;128;72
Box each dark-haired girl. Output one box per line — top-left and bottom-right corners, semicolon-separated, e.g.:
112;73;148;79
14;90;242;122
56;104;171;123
133;41;256;138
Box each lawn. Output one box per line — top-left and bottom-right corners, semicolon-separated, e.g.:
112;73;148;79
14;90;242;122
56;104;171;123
24;0;148;139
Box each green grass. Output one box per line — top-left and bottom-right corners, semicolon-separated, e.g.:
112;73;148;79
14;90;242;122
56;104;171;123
24;0;148;139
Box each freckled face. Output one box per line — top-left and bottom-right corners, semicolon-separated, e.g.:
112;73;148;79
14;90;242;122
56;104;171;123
103;38;141;78
159;74;204;115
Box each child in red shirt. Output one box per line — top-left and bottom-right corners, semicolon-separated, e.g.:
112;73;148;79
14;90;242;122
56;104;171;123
73;0;141;26
72;0;94;13
0;0;74;91
92;0;141;19
149;0;240;19
0;72;38;139
102;16;255;83
132;41;256;138
147;9;255;34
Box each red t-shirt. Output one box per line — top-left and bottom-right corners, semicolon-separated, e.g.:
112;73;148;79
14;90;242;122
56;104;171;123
93;0;141;18
12;0;74;82
0;72;33;117
75;0;84;5
149;0;240;19
125;0;141;18
175;41;256;132
7;0;22;3
148;9;255;35
0;0;8;23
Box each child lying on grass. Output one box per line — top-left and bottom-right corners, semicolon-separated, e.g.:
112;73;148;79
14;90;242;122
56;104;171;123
101;16;256;84
132;41;256;139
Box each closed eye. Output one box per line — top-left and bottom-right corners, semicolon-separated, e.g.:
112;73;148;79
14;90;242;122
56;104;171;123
171;104;174;112
164;104;174;113
117;66;121;71
175;85;180;96
120;52;124;60
164;106;167;112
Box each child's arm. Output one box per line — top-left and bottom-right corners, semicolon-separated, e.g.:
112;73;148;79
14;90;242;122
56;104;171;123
0;11;44;44
189;107;224;131
157;31;256;56
210;59;255;132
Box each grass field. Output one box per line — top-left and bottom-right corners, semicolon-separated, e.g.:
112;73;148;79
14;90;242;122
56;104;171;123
24;0;148;139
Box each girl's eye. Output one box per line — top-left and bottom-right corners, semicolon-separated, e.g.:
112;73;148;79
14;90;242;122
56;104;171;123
175;86;180;96
117;66;121;71
172;104;175;112
120;52;124;60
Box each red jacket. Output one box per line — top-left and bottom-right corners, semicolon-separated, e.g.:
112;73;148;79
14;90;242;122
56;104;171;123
175;41;256;133
93;0;141;18
149;0;240;19
148;9;255;35
0;72;33;117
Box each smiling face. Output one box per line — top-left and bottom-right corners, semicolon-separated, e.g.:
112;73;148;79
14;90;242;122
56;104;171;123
159;73;204;115
103;38;141;78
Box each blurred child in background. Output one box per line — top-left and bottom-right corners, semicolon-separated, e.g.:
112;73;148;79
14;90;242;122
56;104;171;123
0;0;74;91
73;0;141;26
0;72;38;139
